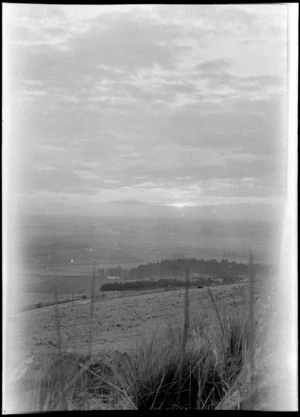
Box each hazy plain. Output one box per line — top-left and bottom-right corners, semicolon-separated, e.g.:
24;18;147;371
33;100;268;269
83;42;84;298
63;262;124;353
10;202;281;313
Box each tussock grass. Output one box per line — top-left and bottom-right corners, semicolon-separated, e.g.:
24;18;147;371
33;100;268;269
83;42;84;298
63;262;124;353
128;315;252;410
12;312;255;411
10;257;258;411
12;352;86;411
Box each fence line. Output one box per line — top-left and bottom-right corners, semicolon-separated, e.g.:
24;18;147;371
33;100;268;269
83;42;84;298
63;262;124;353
88;260;97;359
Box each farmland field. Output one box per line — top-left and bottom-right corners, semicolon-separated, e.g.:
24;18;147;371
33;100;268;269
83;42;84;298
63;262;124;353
18;215;279;268
7;280;263;368
6;275;286;411
4;213;287;411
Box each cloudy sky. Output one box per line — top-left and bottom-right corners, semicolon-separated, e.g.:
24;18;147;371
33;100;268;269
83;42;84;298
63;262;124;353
4;4;288;214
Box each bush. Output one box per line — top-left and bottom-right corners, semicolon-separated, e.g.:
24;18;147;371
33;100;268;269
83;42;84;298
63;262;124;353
114;316;252;410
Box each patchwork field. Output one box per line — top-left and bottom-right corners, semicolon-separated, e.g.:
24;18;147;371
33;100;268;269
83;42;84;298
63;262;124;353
17;215;279;272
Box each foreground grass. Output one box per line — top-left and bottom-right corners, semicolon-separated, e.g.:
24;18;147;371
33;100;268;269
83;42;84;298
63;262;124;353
10;312;256;411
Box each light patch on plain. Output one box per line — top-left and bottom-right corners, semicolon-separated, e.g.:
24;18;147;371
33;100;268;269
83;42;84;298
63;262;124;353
168;202;187;208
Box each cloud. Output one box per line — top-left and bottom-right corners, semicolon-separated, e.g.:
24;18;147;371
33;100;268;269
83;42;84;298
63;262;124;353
4;4;287;210
141;94;285;160
195;59;233;73
14;12;183;80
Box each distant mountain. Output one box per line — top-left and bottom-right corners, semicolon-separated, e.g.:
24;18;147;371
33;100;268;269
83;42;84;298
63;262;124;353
105;199;151;206
98;200;283;222
99;200;162;218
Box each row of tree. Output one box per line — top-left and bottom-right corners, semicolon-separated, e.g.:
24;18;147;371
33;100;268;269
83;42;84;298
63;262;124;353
101;278;191;292
100;273;244;292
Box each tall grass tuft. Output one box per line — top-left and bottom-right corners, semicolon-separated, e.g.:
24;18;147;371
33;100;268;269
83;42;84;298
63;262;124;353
14;352;90;412
248;250;255;409
177;264;190;404
12;312;255;411
54;284;66;409
113;312;254;410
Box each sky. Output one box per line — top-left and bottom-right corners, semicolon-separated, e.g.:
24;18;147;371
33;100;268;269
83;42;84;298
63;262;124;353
3;4;289;214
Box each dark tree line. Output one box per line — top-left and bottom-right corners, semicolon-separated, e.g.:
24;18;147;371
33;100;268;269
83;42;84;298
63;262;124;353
126;258;270;281
101;278;191;292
